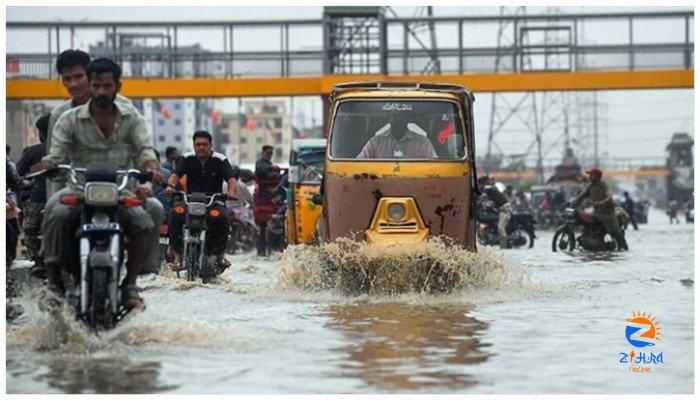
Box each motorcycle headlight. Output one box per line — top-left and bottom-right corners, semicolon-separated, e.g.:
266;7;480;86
387;203;406;221
563;208;575;218
188;203;207;216
84;182;119;206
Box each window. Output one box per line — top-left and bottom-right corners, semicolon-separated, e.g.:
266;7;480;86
274;117;283;128
174;119;181;126
240;137;248;144
158;119;165;126
329;99;466;160
158;135;166;142
174;103;181;110
256;136;263;144
174;135;182;142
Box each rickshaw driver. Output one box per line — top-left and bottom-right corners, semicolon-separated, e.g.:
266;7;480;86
356;111;438;159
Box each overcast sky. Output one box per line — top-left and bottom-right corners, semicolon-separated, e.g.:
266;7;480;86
5;5;695;163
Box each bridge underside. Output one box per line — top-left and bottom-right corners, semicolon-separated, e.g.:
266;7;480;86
6;69;693;99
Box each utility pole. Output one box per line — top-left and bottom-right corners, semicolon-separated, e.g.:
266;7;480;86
426;6;441;74
593;91;599;167
563;93;570;151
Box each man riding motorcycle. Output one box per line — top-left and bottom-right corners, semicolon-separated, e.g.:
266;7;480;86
39;58;164;308
16;114;50;278
165;131;237;270
477;175;511;249
570;167;628;251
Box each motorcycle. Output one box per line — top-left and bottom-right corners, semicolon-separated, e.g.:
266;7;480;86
172;190;228;282
551;206;626;252
25;164;152;330
226;202;257;254
265;209;287;254
158;222;170;262
476;199;536;248
253;170;288;256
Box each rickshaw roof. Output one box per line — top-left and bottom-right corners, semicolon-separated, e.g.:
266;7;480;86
291;138;327;152
332;81;473;101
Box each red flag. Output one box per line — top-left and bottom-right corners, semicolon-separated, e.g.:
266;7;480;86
209;108;220;123
437;121;455;144
159;103;170;119
6;59;20;74
246;116;255;132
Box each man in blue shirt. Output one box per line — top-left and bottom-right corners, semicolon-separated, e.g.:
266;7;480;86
623;191;639;231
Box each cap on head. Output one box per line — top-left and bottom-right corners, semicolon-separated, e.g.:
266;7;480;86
586;167;603;178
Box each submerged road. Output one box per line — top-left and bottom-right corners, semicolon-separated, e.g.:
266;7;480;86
5;208;693;394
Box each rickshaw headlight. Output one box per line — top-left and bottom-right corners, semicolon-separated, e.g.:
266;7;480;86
387;203;406;221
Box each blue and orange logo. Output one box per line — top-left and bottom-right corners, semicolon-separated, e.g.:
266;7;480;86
625;311;662;348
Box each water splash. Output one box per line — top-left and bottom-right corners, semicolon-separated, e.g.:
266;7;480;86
6;290;95;351
277;237;509;295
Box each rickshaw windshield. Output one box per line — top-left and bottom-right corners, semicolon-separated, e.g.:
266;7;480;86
297;149;325;184
329;99;467;160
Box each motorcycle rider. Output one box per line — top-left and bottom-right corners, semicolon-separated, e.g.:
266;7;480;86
16;114;50;278
46;50;133;199
165;131;237;270
45;50;163;277
477;175;511;249
39;58;164;307
570;167;628;251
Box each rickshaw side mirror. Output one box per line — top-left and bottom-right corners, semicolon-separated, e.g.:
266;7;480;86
312;194;323;206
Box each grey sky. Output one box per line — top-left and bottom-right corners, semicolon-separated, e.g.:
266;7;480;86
6;5;695;162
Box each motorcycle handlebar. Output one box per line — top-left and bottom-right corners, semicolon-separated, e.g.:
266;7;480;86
25;164;151;192
170;190;225;207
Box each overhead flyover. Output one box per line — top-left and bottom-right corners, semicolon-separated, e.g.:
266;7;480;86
6;69;694;99
6;10;694;99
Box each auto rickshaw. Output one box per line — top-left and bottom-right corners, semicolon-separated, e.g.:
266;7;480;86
314;81;478;250
286;138;326;245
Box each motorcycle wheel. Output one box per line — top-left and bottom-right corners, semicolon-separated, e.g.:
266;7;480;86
476;228;489;246
87;268;112;330
552;227;575;252
525;227;536;248
185;241;200;281
257;227;267;257
226;226;238;255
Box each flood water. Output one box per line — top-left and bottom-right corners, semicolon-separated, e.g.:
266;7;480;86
5;208;694;394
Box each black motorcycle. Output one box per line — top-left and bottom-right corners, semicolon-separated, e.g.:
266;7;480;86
226;206;257;255
476;200;536;248
552;206;625;252
26;164;152;330
172;191;228;282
